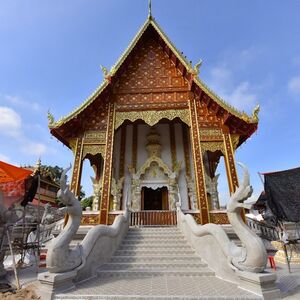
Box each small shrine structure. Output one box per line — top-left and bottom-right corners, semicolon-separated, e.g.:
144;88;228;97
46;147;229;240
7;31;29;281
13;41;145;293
48;13;259;225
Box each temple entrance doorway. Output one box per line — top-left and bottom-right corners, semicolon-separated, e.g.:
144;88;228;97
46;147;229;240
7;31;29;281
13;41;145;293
142;187;168;210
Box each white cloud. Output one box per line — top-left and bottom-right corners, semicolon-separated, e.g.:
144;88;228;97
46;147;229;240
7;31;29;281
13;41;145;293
208;67;258;112
21;141;47;156
209;67;232;89
1;94;41;112
288;76;300;95
0;106;22;137
0;105;49;158
226;82;257;112
217;46;264;72
0;153;10;162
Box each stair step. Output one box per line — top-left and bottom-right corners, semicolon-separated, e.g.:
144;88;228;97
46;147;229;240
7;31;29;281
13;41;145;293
56;296;261;300
55;226;261;300
114;249;195;256
100;262;207;270
97;269;215;276
125;235;185;240
121;239;187;245
118;244;191;251
110;255;202;263
127;228;182;233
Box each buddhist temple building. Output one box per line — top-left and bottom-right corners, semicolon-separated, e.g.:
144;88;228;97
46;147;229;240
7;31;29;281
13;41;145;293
48;13;259;226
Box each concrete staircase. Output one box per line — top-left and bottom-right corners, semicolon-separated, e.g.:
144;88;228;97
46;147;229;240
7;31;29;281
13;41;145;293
56;227;261;299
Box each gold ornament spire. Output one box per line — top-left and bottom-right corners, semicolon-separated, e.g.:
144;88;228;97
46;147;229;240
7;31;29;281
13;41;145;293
193;59;203;75
47;109;55;125
252;104;260;122
34;157;41;174
100;65;109;77
148;0;152;19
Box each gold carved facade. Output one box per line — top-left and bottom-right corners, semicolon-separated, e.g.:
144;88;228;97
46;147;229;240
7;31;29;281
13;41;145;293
199;128;225;154
201;142;225;154
68;138;78;155
84;131;106;142
82;145;106;159
115;109;191;129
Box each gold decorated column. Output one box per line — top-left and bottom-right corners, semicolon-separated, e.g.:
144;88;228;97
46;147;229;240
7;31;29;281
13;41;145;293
99;103;116;224
70;137;84;197
119;125;127;179
222;131;239;194
189;97;210;224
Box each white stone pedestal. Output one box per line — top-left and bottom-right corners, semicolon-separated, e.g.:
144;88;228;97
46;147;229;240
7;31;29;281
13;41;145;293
237;270;281;300
37;270;77;300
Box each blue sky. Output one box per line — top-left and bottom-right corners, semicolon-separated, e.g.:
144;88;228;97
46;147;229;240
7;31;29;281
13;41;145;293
0;0;299;203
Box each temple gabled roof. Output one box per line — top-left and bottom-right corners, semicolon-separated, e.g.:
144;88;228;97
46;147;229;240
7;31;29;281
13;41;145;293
49;15;259;146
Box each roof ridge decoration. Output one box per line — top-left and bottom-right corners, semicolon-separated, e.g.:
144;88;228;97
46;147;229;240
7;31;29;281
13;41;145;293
148;0;152;19
49;14;258;128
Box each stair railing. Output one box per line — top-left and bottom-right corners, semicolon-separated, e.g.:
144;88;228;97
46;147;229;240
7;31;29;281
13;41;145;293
130;210;177;226
246;217;280;241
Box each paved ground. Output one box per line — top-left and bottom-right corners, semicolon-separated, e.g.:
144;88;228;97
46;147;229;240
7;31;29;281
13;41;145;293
267;263;300;299
2;249;300;299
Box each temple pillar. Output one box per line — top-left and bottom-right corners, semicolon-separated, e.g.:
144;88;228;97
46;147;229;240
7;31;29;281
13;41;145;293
189;97;210;224
222;129;239;194
99;103;116;224
119;125;127;179
70;137;84;197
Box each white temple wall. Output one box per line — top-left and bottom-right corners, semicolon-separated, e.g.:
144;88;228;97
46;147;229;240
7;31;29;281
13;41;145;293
136;124;172;171
156;124;172;168
113;128;121;180
174;123;189;210
114;122;193;211
136;124;149;171
188;127;195;180
123;124;133;209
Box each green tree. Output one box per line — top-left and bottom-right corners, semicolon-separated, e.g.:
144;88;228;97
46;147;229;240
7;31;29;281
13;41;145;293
40;165;64;183
80;196;93;210
79;185;86;200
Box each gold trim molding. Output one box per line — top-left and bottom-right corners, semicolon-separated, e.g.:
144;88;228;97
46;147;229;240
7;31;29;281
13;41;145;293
68;138;77;154
82;145;106;159
200;128;222;137
230;134;240;150
115;109;190;129
201;141;224;154
84;131;106;141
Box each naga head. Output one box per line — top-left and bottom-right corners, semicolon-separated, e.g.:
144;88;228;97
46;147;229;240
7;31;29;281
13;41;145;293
227;162;253;212
57;164;72;205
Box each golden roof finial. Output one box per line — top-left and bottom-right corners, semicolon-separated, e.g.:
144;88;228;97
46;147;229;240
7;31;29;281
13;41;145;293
34;157;41;174
148;0;152;19
100;65;109;77
252;104;260;122
47;109;55;125
193;59;203;75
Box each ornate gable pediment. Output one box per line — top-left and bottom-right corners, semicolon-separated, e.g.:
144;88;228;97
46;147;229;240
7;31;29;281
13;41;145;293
136;156;174;179
49;17;258;148
114;31;191;108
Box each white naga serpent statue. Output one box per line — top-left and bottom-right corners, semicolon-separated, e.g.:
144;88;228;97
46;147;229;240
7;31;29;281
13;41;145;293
226;162;267;272
179;162;267;273
46;165;83;273
46;163;267;274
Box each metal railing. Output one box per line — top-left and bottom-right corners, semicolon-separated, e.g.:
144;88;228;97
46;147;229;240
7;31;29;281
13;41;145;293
246;217;280;241
130;210;177;226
